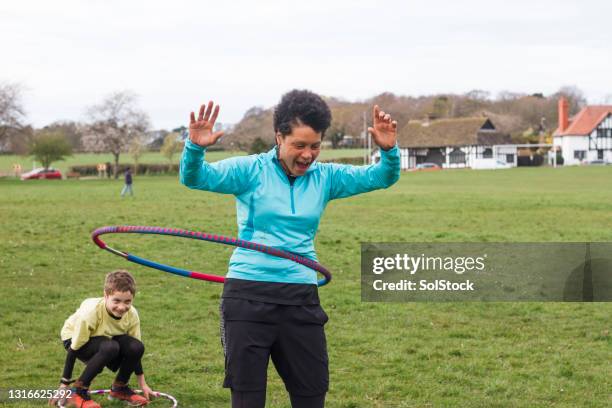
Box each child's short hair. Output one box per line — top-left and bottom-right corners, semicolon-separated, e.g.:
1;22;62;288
104;270;137;295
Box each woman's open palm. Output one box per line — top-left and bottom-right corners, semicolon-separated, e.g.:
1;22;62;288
189;101;225;147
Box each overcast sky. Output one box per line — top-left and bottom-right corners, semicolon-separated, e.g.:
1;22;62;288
2;0;611;130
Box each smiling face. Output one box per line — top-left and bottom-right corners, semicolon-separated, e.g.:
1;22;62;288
104;290;134;318
276;125;322;176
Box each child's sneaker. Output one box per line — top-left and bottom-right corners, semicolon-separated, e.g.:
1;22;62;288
65;386;101;408
109;382;148;406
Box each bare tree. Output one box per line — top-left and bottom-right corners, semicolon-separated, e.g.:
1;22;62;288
465;89;491;101
223;107;273;151
0;82;27;151
553;85;587;114
129;134;147;172
160;132;183;164
83;91;150;178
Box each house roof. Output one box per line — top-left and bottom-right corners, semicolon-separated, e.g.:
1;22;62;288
554;106;612;136
397;117;511;148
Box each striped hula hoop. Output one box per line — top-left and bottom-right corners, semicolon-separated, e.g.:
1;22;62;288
57;389;177;408
92;226;331;286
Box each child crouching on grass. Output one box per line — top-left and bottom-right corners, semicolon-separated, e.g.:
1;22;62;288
50;270;153;407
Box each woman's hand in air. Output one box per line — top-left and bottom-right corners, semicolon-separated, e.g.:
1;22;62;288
189;101;225;147
368;105;397;151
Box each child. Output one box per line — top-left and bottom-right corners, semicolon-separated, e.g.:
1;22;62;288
50;270;152;407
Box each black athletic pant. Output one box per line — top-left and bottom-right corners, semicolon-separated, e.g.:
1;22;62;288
221;298;328;408
62;335;144;387
231;390;325;408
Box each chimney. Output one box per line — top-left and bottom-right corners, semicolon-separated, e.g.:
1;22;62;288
558;97;569;132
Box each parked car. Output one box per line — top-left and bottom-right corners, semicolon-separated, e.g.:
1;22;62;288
20;167;62;180
414;163;441;171
471;158;512;170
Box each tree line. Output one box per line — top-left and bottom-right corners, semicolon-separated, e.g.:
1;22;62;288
222;86;588;151
0;85;183;178
0;81;589;173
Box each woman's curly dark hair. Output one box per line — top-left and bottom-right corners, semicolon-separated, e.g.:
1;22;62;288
273;89;332;138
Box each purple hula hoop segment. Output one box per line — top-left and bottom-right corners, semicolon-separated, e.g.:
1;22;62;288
91;226;331;287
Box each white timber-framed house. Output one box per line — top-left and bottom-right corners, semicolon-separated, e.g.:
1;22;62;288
554;97;612;165
372;117;515;170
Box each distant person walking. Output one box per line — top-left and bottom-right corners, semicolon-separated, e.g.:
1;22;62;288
121;168;134;197
106;162;112;179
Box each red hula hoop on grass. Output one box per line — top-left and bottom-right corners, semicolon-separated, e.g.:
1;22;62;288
92;226;331;287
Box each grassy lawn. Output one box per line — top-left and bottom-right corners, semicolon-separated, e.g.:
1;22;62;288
0;149;367;175
0;166;610;407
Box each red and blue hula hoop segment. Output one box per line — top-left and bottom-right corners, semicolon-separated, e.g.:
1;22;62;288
92;226;331;287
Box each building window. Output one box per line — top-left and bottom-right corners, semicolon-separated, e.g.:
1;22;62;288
483;148;493;158
449;148;466;164
574;150;586;160
598;150;604;160
506;154;514;163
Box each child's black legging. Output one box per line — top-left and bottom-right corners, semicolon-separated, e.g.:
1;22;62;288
62;335;144;387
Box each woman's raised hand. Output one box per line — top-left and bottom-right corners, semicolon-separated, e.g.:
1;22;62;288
189;101;225;147
367;105;397;151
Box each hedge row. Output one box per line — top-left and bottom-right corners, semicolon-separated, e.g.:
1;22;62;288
69;157;367;177
320;157;366;165
69;163;179;176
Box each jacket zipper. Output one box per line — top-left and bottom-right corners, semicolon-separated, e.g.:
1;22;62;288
275;155;297;214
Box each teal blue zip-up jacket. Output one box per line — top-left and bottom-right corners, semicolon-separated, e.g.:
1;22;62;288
180;139;400;285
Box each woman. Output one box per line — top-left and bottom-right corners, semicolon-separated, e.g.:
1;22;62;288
180;90;399;408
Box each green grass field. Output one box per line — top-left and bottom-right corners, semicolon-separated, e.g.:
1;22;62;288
1;166;611;407
0;149;367;175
